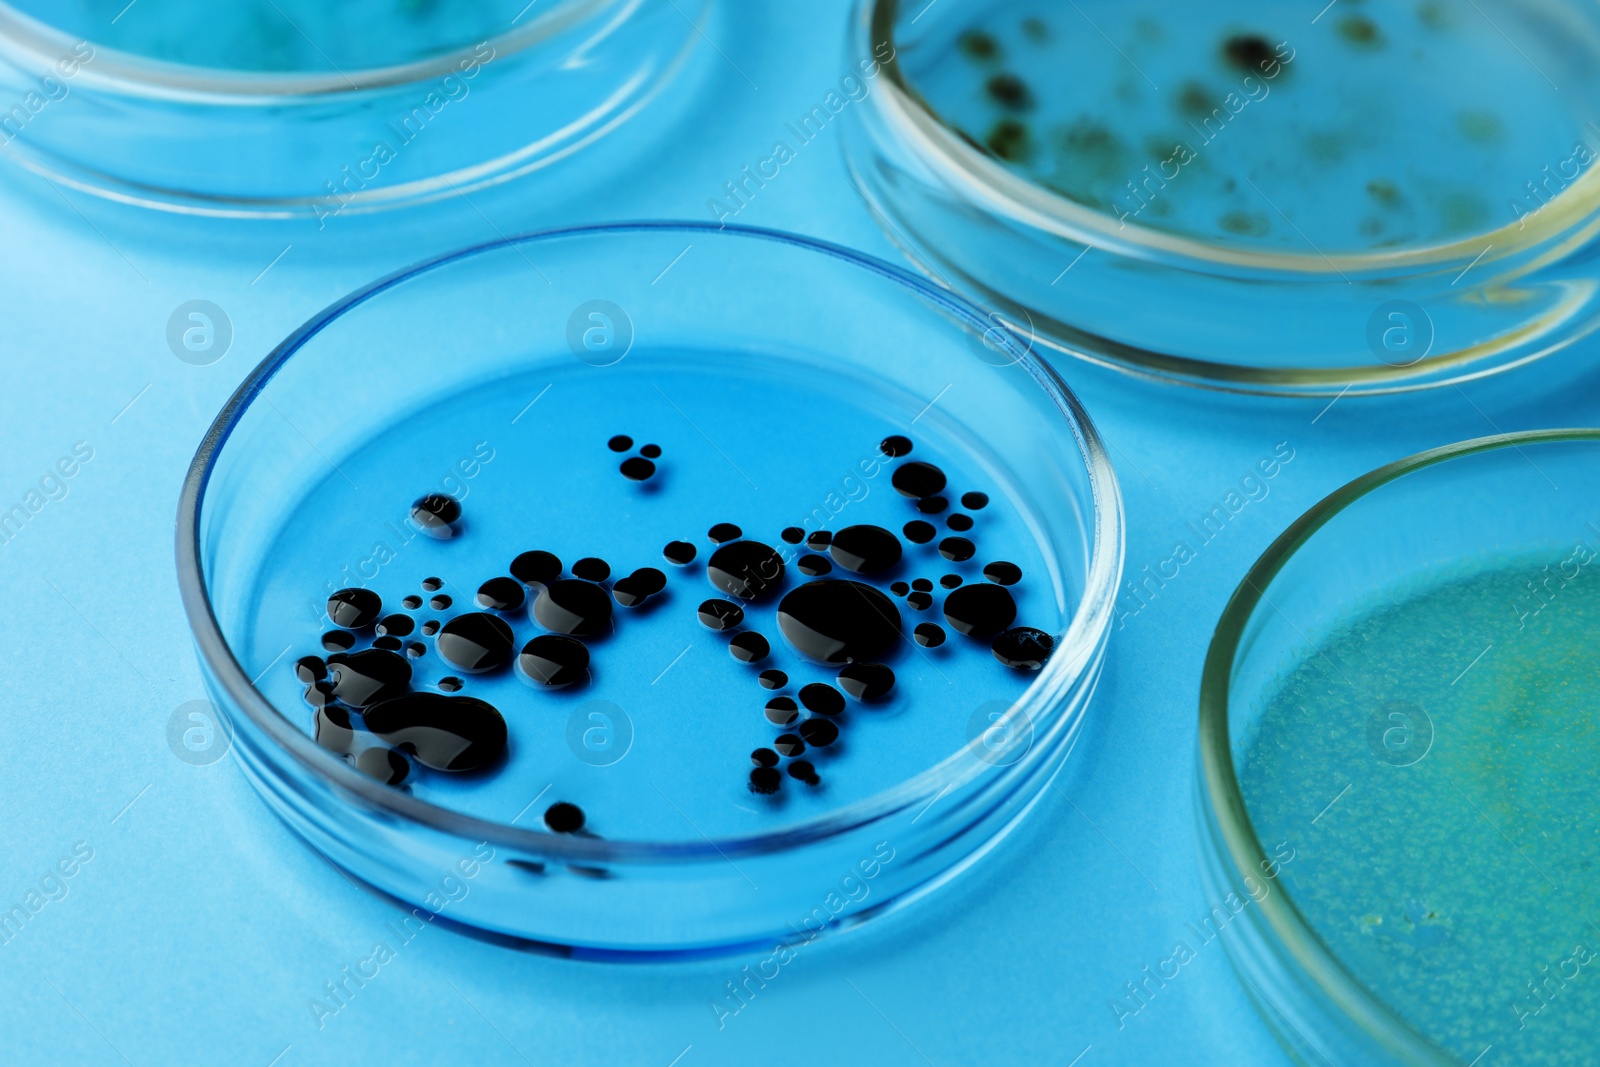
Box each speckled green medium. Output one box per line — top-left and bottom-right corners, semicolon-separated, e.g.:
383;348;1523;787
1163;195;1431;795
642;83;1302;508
1240;551;1600;1064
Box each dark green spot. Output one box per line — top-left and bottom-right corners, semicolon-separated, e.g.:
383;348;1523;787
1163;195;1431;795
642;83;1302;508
984;119;1032;162
1457;110;1503;144
1220;211;1271;237
1223;34;1275;73
1366;178;1402;207
1021;18;1049;43
986;73;1034;111
1177;82;1218;119
958;30;1001;62
1338;15;1383;47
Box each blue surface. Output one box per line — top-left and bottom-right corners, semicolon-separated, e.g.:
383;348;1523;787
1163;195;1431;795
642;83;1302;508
1;3;1595;1064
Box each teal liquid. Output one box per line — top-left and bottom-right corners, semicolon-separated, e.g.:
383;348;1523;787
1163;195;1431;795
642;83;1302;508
1241;553;1600;1063
16;0;522;72
906;0;1598;252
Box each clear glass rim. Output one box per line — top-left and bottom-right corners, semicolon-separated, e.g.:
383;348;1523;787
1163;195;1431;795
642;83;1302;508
0;0;613;101
176;221;1126;866
866;0;1600;276
1198;428;1600;1062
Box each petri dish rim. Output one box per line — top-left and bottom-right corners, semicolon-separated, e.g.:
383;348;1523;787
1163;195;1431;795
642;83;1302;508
866;0;1600;277
1197;428;1600;1063
0;0;616;102
176;220;1125;867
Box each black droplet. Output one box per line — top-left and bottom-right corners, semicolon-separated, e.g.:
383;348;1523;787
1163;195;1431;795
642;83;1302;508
534;580;614;637
908;592;933;611
941;574;963;589
572;557;611;583
322;630;355;652
402;595;422;610
411;494;462;539
511;550;562;586
765;697;799;726
985;72;1034;110
436;612;516;673
640;444;662;459
838;663;895;702
295;655;327;683
1224;34;1274;73
326;648;412;708
373;635;403;652
983;561;1023;585
429;594;452;610
700;598;745;631
903;520;936;544
327;588;382;629
912;578;933;592
363;693;506;772
918;495;950;515
707;541;787;601
914;622;946;647
421;620;440;636
545;802;585;832
947;513;974;532
799;718;839;747
893;461;947;499
944;583;1017;637
355;747;409;785
798;554;833;577
709;523;742;544
664;541;697;565
438;676;463;692
829;525;903;574
608;434;634;452
621;457;656;481
375;614;415;637
749;767;782;795
751;748;779;768
992;627;1055;670
788;760;820;785
313;702;352;753
807;531;832;550
406;642;426;659
613;567;666;607
939;537;975;562
962;492;989;510
421;578;443;592
476;576;525;612
759;669;788;690
880;435;913;458
518;635;590;687
305;680;338;709
778;580;902;664
774;734;805;757
800;683;845;716
730;632;771;664
781;527;805;545
891;581;910;596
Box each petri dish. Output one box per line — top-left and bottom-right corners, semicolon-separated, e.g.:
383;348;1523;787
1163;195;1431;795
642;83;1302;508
177;222;1124;956
1199;431;1600;1062
842;0;1600;395
0;0;712;217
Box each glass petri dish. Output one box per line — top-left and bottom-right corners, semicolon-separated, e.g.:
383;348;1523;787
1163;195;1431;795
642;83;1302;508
1199;430;1600;1062
177;222;1123;956
842;0;1600;395
0;0;711;217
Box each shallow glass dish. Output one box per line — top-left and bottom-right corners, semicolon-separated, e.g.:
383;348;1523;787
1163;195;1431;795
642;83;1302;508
843;0;1600;395
0;0;711;217
1199;430;1600;1062
177;223;1123;956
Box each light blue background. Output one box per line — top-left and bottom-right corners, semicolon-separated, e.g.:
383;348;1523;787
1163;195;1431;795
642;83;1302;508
0;3;1592;1064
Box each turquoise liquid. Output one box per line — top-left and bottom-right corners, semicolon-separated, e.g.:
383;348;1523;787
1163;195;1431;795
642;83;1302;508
1241;552;1600;1063
906;0;1597;252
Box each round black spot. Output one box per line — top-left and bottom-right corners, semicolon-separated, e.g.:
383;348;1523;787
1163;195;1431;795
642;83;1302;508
376;614;414;637
798;554;833;577
326;649;412;708
355;747;410;786
707;540;787;601
373;636;402;652
917;495;950;515
992;627;1055;670
759;669;788;690
545;802;585;833
751;748;779;768
941;574;964;589
429;594;452;611
893;461;946;499
437;613;516;673
777;580;902;664
829;525;903;574
476;576;525;612
914;622;946;647
411;494;461;539
421;620;440;636
765;697;799;726
799;683;845;716
511;550;562;586
890;581;910;596
962;492;990;510
774;734;805;757
1225;34;1274;73
608;435;634;452
781;527;806;545
730;632;771;664
327;588;382;629
947;513;974;532
944;583;1017;637
534;580;614;637
985;72;1033;110
518;635;590;687
363;692;506;772
406;642;426;659
421;578;443;592
903;520;936;544
621;457;656;481
402;595;423;610
880;435;913;458
912;578;933;592
640;444;662;459
908;592;933;611
613;567;667;607
295;655;326;683
807;530;832;550
939;537;975;562
322;630;355;653
799;718;839;748
838;663;895;702
664;541;697;565
749;767;782;795
572;557;610;583
438;676;463;692
709;523;743;544
788;760;820;785
699;599;745;631
984;561;1023;586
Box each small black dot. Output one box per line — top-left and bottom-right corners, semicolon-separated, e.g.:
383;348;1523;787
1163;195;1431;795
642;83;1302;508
807;530;832;550
941;574;963;589
730;632;771;664
893;461;947;499
410;495;461;539
322;630;355;652
421;620;440;636
781;527;805;545
709;523;743;544
421;577;443;592
799;683;845;716
799;718;839;747
430;594;452;610
544;802;585;833
295;656;326;683
640;444;662;459
962;492;990;510
773;734;805;757
939;537;975;562
917;495;950;514
698;599;744;631
438;676;463;692
327;588;382;629
880;435;914;458
664;541;697;565
402;595;423;610
406;642;426;659
621;456;656;481
984;561;1023;585
608;435;633;452
518;634;590;687
992;627;1055;671
749;767;782;795
943;582;1017;636
890;581;910;596
914;622;946;647
787;760;820;785
912;578;933;592
613;567;666;607
572;557;611;583
372;635;402;652
765;697;799;726
798;554;833;577
837;663;895;702
375;614;414;637
947;513;974;532
903;521;936;544
908;591;933;611
476;576;526;612
751;747;779;768
511;551;562;587
759;669;789;690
